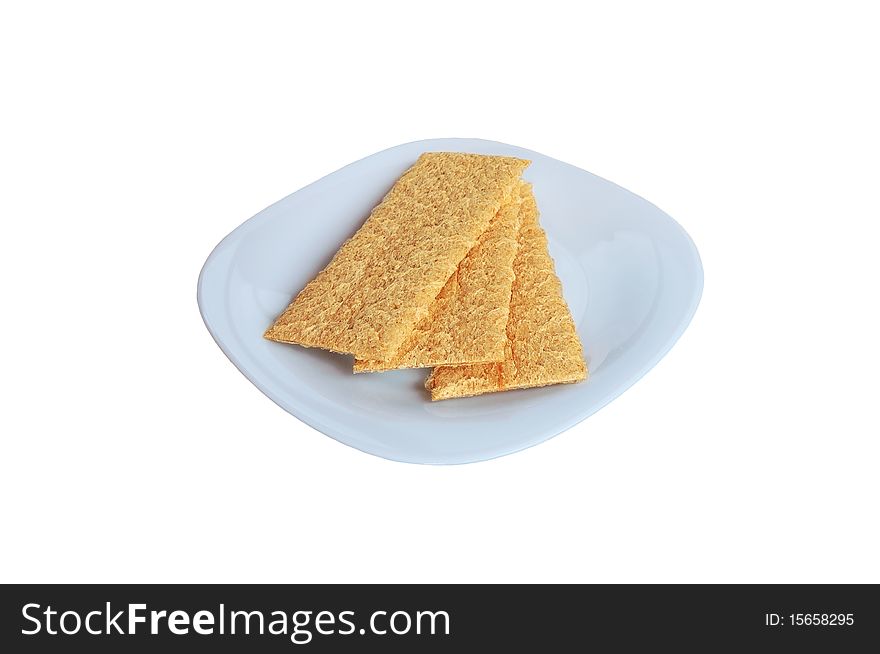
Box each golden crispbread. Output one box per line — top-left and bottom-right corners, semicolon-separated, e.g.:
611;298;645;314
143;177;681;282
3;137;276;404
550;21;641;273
425;184;587;400
264;152;530;359
353;184;524;372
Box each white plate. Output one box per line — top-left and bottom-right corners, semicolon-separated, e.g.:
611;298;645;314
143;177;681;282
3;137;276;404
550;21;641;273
198;138;703;464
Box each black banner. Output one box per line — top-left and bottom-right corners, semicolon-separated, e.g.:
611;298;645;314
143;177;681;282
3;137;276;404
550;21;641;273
1;584;876;651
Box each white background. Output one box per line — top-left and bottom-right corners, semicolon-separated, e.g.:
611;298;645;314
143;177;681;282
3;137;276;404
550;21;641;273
2;1;878;583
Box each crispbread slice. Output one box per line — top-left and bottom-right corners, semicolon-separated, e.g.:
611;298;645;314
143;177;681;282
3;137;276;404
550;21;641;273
264;152;529;359
353;184;525;372
425;184;587;400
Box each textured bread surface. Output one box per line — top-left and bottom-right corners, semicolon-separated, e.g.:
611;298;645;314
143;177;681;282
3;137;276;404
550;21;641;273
353;184;525;372
264;152;530;359
425;184;587;400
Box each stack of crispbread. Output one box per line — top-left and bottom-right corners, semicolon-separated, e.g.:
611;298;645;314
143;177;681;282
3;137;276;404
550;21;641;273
265;152;587;400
